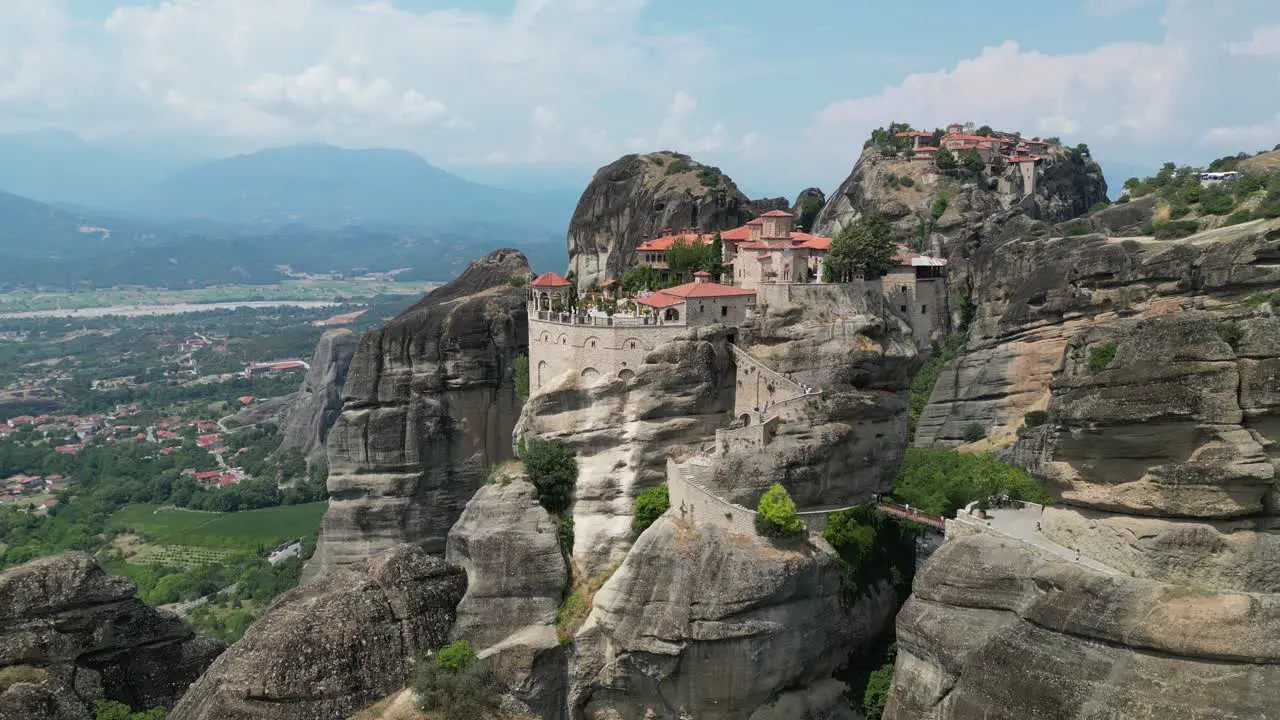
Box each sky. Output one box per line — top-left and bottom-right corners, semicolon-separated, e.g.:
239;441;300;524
1;0;1278;198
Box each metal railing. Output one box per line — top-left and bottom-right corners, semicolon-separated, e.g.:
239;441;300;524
531;310;685;327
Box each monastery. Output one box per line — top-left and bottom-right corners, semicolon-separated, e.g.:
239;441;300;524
527;209;947;394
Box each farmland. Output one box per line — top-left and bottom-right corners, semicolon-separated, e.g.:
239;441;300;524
108;502;328;552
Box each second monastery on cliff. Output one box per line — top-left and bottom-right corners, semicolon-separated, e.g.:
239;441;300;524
526;208;947;394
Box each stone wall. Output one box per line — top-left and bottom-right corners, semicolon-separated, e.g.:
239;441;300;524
667;457;759;535
529;317;688;391
883;274;948;345
715;415;779;454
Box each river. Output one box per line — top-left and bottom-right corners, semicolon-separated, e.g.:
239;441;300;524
0;300;342;320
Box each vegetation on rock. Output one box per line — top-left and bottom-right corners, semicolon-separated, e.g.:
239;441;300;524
94;701;167;720
823;506;919;602
555;563;620;644
934;147;957;170
411;640;498;720
521;438;577;514
962;422;986;443
890;448;1051;517
795;195;823;232
824;214;897;281
514;354;529;402
862;658;896;720
1086;341;1118;373
631;485;669;532
754;483;805;537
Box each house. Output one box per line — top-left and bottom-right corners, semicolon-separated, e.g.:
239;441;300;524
218;473;239;487
894;130;934;151
196;434;224;449
195;470;222;482
634;273;757;325
54;444;83;454
721;210;832;288
238;396;256;405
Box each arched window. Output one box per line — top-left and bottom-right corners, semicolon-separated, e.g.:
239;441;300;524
558;334;568;345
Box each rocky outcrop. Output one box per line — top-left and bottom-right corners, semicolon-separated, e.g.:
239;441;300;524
570;516;898;719
515;325;737;575
813;145;1107;251
565;152;761;290
170;545;466;720
0;553;224;720
886;532;1280;719
792;187;826;231
304;249;529;580
276;328;360;464
445;472;569;719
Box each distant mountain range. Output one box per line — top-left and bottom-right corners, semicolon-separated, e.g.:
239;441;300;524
0;135;576;288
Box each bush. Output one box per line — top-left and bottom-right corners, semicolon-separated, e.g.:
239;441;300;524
1200;185;1235;215
94;702;166;720
514;354;529;402
962;422;985;443
1088;201;1111;213
930;194;949;221
1023;410;1050;428
1224;210;1253;226
631;486;669;532
411;643;498;720
899;175;915;188
522;438;578;514
554;513;574;556
754;483;805;537
891;448;1051;517
1059;219;1092;237
1115;194;1130;204
665;158;692;175
1154;220;1199;239
1243;291;1280;308
862;662;895;720
824;506;919;602
934;146;956;170
1087;341;1118;373
883;173;898;186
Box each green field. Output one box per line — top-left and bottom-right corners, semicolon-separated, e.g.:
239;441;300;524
108;503;327;551
128;544;237;568
0;279;437;313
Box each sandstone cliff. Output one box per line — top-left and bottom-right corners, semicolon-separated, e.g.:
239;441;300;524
570;515;897;720
0;553;223;720
886;216;1280;716
445;471;569;719
304;249;529;580
813;145;1107;252
565;152;761;290
276;328;360;464
170;545;465;720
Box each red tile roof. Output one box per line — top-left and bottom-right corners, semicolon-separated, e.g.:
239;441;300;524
760;209;794;218
660;280;756;299
634;292;684;309
530;272;572;288
895;131;933;137
636;233;708;251
944;133;999;142
746;218;764;225
720;226;751;241
600;279;620;287
798;235;831;250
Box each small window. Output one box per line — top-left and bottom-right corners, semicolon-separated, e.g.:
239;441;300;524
921;305;928;314
900;305;907;313
590;340;597;348
630;342;636;349
721;306;728;317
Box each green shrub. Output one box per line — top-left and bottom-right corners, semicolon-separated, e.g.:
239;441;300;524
1243;291;1280;308
1199;185;1235;215
523;438;578;513
899;175;915;188
824;506;919;601
883;173;898;186
1154;219;1200;239
930;195;949;220
1224;210;1254;226
1087;341;1118;373
891;448;1051;517
514;354;529;402
962;422;985;443
1088;201;1110;214
665;158;692;175
554;514;574;556
631;486;669;531
436;639;477;674
909;328;969;434
1219;321;1244;350
1023;410;1049;427
411;642;498;720
754;483;805;537
862;662;895;720
1115;194;1130;204
94;701;166;720
1167;203;1190;219
1059;219;1092;237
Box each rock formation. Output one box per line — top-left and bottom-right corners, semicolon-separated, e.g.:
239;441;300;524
0;553;223;720
813;144;1107;251
276;328;360;464
886;212;1280;716
792;186;826;231
565;152;763;290
304;249;529;581
170;545;466;720
445;470;569;719
570;515;898;720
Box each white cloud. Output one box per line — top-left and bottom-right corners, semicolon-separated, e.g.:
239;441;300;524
1228;24;1280;57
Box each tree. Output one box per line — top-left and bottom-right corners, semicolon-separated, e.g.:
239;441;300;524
959;148;984;172
522;438;578;513
755;483;805;537
1073;143;1091;158
665;237;712;274
796;195;823;232
514;354;529;401
707;232;725;282
632;485;669;531
862;662;895;720
934;146;956;170
621;265;658;292
975;125;994;136
824;215;898;282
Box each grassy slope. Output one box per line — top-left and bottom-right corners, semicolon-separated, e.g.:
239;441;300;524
108;502;327;550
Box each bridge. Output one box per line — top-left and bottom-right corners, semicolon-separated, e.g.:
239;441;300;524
876;502;946;533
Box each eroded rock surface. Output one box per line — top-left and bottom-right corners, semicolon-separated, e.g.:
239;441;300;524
305;249;529;580
170;545;465;720
0;553;224;720
276;328;360;464
571;516;897;720
446;473;569;719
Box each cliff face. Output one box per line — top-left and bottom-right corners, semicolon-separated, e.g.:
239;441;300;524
886;219;1280;717
171;545;465;720
565;152;760;290
813;146;1107;250
0;553;224;720
571;516;897;720
304;249;529;580
275;328;360;464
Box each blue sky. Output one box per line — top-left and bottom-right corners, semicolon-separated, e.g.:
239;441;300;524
7;0;1280;198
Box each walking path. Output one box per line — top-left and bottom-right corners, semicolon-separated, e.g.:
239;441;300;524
955;503;1122;576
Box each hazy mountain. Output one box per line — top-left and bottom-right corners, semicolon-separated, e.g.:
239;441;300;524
127;144;574;232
